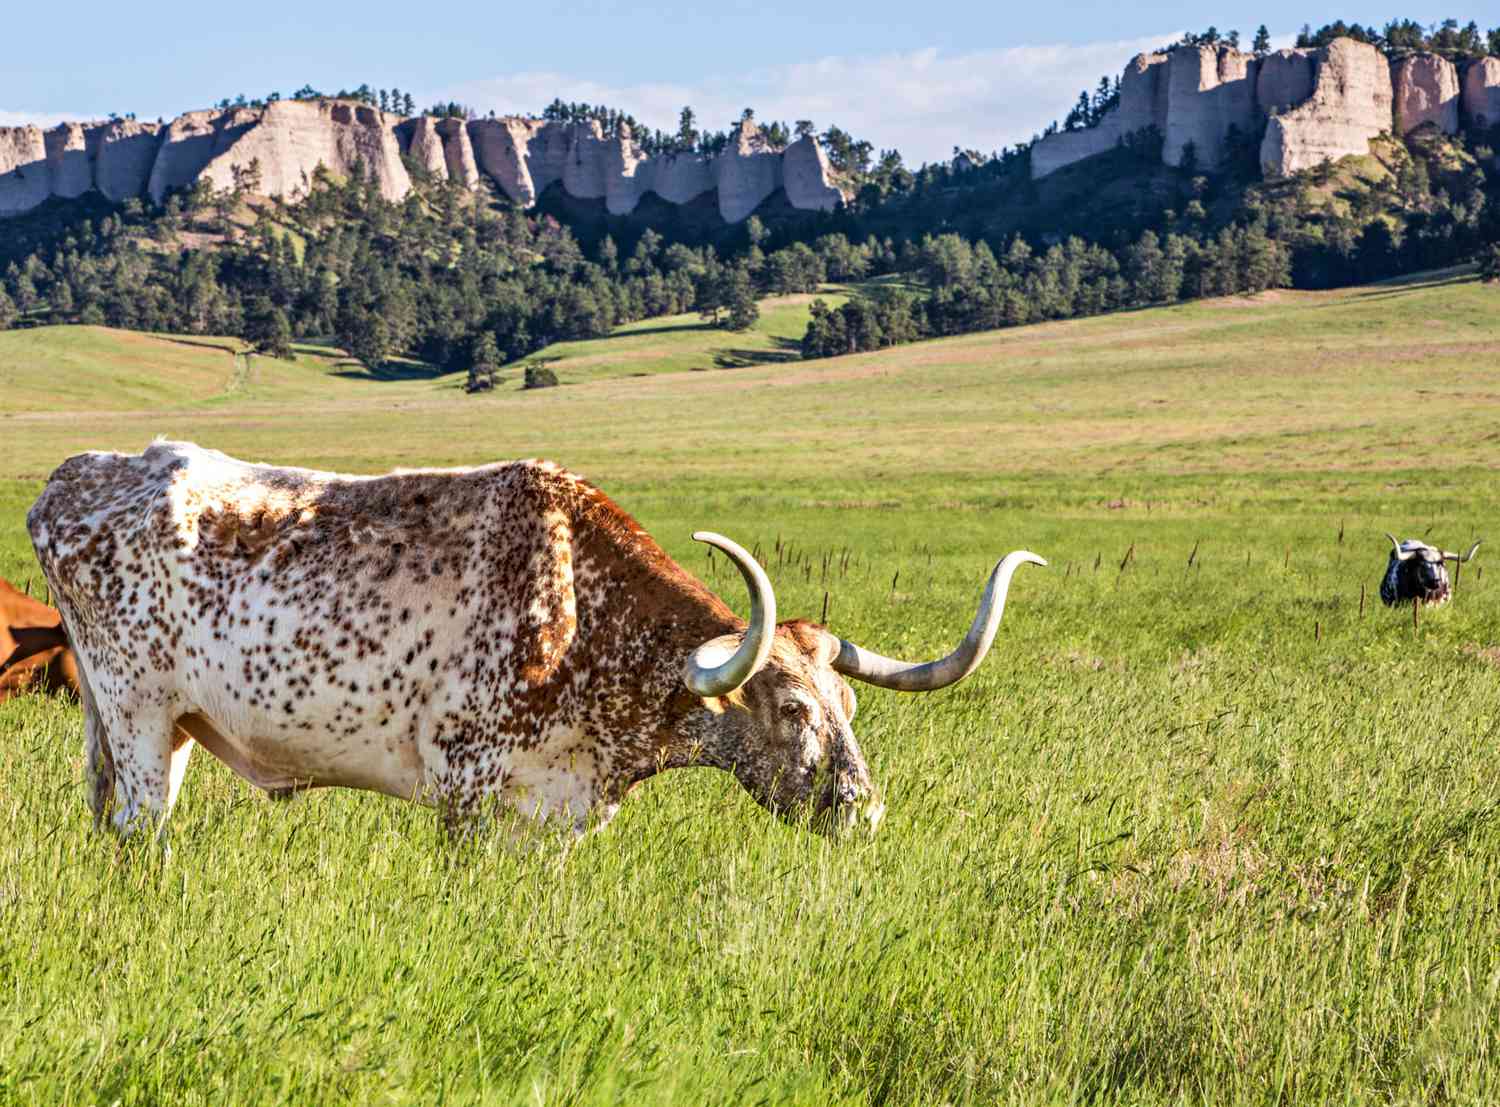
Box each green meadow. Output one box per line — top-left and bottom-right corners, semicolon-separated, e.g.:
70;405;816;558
0;270;1497;1105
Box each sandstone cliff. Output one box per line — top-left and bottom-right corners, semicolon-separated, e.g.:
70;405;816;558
402;115;448;179
1163;45;1257;169
1255;49;1315;114
44;122;93;198
1392;53;1460;134
1261;38;1393;177
782;134;845;211
648;150;715;204
1462;56;1500;128
1033;37;1448;182
467;117;541;205
196;100;410;202
715;120;783;222
1031;52;1169;179
0;97;842;224
0;126;48;216
93;119;162;202
463;114;840;218
437;117;480;189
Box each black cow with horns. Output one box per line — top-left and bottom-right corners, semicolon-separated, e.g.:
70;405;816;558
1380;534;1481;607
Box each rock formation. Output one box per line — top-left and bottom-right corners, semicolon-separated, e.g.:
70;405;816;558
467;117;540;205
0;97;850;223
602;124;651;215
196;100;410;203
44;122;93;198
148;109;254;203
1392;53;1460;134
1461;56;1500;129
649;150;715;204
403;115;448;180
1255;49;1316;115
1031;37;1474;181
0;126;48;216
436;117;480;189
560;119;609;200
1163;45;1257;169
715;120;783;222
1029;50;1171;177
1261;38;1393;177
93;119;162;202
782;134;844;211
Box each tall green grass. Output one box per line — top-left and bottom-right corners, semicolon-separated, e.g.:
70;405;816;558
0;274;1498;1103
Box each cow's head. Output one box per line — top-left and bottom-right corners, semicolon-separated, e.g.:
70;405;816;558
1380;534;1481;607
682;533;1044;835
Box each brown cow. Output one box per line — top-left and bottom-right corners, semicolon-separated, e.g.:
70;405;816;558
0;575;78;702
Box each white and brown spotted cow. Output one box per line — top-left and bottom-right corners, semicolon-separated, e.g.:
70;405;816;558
28;441;1043;842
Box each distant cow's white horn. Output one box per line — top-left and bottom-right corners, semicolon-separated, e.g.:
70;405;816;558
832;550;1046;692
1442;540;1481;563
1386;533;1417;561
683;532;777;697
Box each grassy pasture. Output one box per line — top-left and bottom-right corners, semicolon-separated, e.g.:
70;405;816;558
0;272;1498;1104
516;289;850;386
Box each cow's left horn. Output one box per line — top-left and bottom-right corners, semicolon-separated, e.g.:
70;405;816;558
684;532;777;698
1386;534;1417;561
832;550;1045;692
1442;540;1481;563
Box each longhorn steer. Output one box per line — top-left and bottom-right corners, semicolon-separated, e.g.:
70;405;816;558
28;441;1044;842
0;576;78;702
1380;534;1481;607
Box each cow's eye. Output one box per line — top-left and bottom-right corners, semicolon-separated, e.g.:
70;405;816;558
781;701;807;721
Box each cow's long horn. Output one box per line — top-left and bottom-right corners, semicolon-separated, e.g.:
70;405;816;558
1442;540;1481;563
832;550;1045;692
683;532;777;697
1386;533;1417;561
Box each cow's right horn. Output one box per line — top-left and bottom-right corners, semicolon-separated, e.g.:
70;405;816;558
831;550;1045;692
684;532;777;698
1442;540;1482;563
1385;533;1417;561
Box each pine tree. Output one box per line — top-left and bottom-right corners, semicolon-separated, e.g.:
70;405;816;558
1253;25;1272;56
466;332;501;392
245;296;294;359
597;235;619;272
724;267;759;331
1476;243;1500;283
677;107;698;150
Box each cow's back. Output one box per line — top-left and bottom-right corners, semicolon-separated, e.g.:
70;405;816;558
29;446;183;629
26;442;601;796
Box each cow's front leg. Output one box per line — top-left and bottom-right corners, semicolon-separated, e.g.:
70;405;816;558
77;668;114;828
99;700;185;841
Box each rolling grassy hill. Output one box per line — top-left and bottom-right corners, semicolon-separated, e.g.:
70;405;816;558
517;289;852;384
1;273;1498;1104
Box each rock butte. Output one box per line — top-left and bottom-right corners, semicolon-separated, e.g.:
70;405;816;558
1392;53;1460;134
1466;57;1500;129
1032;37;1500;180
0;100;850;223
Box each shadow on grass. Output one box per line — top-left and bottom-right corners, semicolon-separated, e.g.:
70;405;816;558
712;337;801;369
1343;267;1475;300
156;336;240;356
330;360;452;382
610;321;714;339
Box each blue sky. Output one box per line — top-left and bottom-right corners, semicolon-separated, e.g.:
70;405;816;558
3;3;1491;163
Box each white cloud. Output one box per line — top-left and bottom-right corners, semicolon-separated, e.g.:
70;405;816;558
433;33;1183;165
